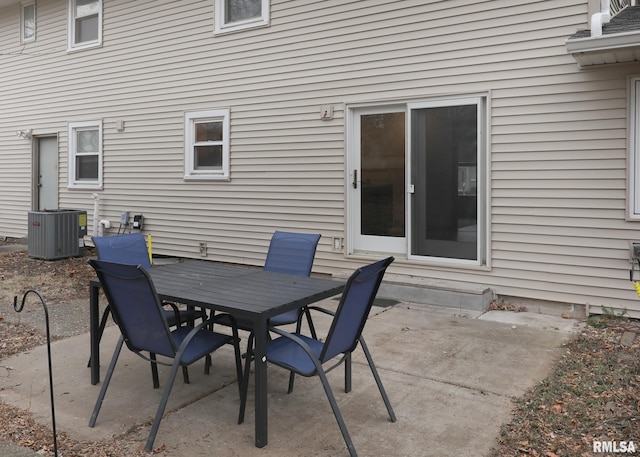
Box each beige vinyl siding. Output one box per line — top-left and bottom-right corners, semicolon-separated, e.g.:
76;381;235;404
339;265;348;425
3;0;640;313
0;4;30;237
490;55;632;311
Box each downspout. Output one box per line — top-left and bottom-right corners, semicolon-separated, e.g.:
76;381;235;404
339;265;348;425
92;193;99;237
91;193;112;237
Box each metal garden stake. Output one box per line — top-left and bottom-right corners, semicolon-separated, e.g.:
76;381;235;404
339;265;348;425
13;289;59;457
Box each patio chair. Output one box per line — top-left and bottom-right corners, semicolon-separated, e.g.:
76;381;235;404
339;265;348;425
87;259;243;452
239;257;396;457
241;231;321;394
92;233;207;379
264;230;321;328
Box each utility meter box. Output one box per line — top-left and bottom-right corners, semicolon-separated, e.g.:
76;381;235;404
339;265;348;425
28;209;87;260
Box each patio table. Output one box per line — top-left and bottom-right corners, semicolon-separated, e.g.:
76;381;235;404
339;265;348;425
88;259;345;448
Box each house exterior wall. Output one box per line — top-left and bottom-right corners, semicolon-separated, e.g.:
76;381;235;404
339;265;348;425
1;0;640;314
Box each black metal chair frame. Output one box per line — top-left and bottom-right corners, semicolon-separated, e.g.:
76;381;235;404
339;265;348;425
239;257;396;457
87;259;244;452
237;231;321;394
89;234;207;384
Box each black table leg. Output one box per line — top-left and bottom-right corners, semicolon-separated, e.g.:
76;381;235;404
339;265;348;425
254;317;268;447
89;282;100;385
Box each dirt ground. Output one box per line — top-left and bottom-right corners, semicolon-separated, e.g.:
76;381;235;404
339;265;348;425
0;239;151;456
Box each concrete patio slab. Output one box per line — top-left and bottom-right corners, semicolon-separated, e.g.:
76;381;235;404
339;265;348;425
0;301;580;456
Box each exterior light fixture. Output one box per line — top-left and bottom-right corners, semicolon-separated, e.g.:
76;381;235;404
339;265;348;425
16;129;32;139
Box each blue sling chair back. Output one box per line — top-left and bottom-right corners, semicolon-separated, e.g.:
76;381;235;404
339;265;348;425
240;230;321;394
87;259;243;452
263;230;321;330
93;232;204;325
239;256;397;457
93;232;152;267
92;233;206;385
263;230;320;275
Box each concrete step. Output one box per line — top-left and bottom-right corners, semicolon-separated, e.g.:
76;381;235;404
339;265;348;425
335;270;493;313
379;281;493;313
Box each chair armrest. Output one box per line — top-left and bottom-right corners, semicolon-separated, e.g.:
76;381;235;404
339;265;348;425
175;312;238;353
267;326;324;374
210;312;238;328
209;312;241;342
174;318;219;358
268;325;291;337
306;305;336;317
161;301;182;326
269;326;317;349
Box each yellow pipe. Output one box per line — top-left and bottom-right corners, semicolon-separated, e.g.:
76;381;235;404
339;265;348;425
147;234;153;265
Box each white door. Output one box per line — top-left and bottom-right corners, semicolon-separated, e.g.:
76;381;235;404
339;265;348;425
36;136;58;210
347;106;407;255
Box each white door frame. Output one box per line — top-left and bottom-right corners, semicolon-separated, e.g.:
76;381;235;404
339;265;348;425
346;104;407;256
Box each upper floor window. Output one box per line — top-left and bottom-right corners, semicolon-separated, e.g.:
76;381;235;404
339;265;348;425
214;0;269;35
68;0;102;51
68;120;102;189
184;109;230;181
21;2;36;43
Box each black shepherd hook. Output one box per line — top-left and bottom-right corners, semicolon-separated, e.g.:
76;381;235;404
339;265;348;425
13;289;59;457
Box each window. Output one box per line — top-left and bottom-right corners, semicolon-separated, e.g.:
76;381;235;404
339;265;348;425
214;0;269;35
184;109;230;180
68;120;102;189
630;77;640;219
21;2;36;43
68;0;101;50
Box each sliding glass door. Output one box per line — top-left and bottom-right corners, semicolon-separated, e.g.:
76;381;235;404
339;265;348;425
409;98;485;263
347;96;486;265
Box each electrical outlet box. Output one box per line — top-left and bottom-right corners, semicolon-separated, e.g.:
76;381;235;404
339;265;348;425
133;214;143;229
199;242;208;257
321;105;334;120
629;241;640;261
120;211;129;225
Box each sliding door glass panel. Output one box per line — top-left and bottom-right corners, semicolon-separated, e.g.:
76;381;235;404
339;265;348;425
360;112;406;238
411;104;478;260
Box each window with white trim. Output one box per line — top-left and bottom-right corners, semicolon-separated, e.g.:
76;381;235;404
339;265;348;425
68;120;102;189
21;2;36;43
184;109;230;180
631;78;640;218
68;0;101;50
214;0;269;35
630;77;640;219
